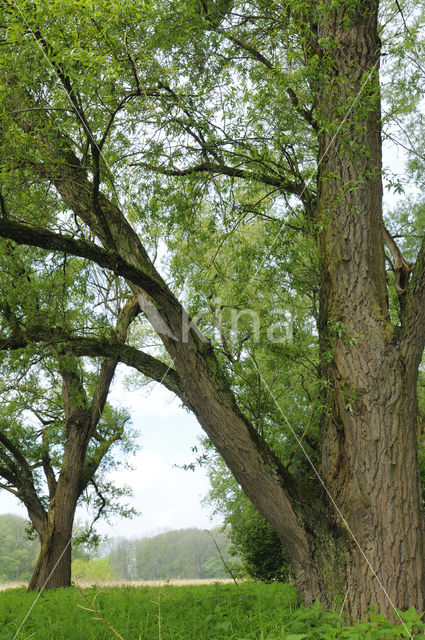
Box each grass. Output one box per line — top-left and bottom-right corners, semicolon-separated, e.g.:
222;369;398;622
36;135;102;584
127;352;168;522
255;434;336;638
0;582;298;640
0;582;424;640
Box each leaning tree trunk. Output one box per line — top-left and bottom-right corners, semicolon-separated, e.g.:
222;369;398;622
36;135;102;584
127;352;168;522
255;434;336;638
313;1;425;619
39;125;425;615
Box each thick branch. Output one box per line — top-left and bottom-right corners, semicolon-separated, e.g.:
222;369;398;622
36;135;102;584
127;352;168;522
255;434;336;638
59;358;89;426
134;161;304;195
400;230;425;365
0;219;163;298
90;296;140;429
0;482;19;497
0;428;35;480
215;29;275;69
0;327;185;402
0;464;18;488
286;88;318;131
81;426;125;493
0;436;47;530
42;428;57;500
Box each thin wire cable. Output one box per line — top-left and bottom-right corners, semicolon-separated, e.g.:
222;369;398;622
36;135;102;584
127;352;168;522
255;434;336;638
8;2;415;632
250;358;413;638
246;58;380;289
12;536;73;640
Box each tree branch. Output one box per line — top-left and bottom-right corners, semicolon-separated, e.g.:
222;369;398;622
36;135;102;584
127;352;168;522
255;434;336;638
90;296;140;430
400;231;425;365
215;28;275;69
0;428;35;480
383;227;414;294
132;160;304;195
286;87;318;131
86;477;107;534
59;357;89;427
42;428;57;501
0;326;185;403
0;436;47;531
0;463;18;488
0;219;163;298
214;30;317;131
0;481;19;497
81;426;125;493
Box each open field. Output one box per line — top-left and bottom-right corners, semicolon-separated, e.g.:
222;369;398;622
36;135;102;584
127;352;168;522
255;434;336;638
0;578;237;591
0;582;424;639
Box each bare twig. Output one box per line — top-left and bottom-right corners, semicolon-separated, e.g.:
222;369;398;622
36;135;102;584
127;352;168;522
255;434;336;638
77;588;127;640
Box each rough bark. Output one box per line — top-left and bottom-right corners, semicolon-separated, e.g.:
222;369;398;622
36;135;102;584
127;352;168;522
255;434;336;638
314;1;425;618
27;392;91;590
28;480;78;590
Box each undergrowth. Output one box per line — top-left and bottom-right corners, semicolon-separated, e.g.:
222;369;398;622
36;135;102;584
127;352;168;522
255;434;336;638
0;582;424;639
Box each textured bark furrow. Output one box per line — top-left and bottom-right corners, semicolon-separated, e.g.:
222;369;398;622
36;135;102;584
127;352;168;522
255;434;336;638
315;1;425;618
326;344;425;614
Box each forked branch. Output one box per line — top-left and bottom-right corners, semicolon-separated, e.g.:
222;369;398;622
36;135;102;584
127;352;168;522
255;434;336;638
383;227;414;294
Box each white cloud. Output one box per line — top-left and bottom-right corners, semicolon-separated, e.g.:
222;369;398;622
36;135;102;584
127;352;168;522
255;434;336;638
0;375;223;538
94;447;221;538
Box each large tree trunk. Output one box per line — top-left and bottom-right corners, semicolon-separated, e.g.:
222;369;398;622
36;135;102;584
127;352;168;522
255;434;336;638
27;408;90;591
28;495;76;590
313;1;425;619
25;302;136;592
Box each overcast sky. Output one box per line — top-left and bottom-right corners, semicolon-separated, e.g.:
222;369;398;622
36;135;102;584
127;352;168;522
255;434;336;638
0;366;222;538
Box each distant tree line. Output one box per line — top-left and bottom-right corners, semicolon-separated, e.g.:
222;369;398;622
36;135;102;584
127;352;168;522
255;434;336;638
0;512;290;584
102;528;236;581
0;517;239;583
0;515;39;582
